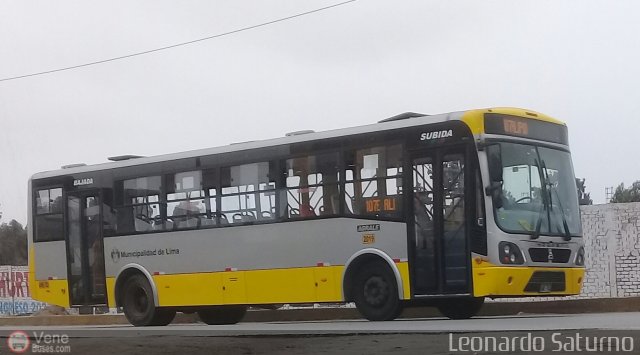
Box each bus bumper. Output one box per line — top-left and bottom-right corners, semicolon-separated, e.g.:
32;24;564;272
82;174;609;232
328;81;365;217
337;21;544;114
472;263;585;297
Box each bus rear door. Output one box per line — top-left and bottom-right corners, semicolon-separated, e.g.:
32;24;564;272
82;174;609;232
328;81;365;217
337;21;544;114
66;190;108;307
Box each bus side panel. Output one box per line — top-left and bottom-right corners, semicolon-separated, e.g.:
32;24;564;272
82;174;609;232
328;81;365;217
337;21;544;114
154;273;224;306
314;266;342;302
32;241;70;308
28;245;37;301
103;219;408;306
149;266;344;307
106;277;116;307
245;268;315;304
396;261;411;300
33;280;70;308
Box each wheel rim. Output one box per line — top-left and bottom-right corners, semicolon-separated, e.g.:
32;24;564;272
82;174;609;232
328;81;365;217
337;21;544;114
363;275;389;307
128;286;150;316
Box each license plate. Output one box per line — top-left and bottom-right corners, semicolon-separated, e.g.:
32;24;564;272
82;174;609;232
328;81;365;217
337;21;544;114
540;282;552;293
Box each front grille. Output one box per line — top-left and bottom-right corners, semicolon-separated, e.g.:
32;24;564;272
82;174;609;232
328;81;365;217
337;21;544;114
529;248;571;263
524;271;566;293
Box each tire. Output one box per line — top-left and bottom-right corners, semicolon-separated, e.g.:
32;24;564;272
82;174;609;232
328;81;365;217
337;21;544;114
198;305;247;325
122;274;175;326
151;308;176;326
437;297;485;320
353;262;403;321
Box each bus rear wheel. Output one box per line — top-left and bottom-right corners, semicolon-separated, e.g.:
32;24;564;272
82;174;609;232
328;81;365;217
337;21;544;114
353;262;403;321
198;305;247;325
437;297;484;320
122;274;176;326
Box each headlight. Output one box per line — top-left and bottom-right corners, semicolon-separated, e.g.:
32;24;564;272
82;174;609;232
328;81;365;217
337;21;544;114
498;241;524;265
575;247;585;266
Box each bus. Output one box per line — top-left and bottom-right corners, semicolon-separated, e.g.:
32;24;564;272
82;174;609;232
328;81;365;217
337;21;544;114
28;107;585;326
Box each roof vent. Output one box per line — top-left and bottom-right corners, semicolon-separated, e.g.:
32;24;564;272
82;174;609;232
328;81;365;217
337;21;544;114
285;130;315;137
378;112;427;123
230;140;257;145
61;163;87;169
108;155;145;162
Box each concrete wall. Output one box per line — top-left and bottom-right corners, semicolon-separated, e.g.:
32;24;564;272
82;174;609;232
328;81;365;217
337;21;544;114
580;202;640;298
0;265;47;315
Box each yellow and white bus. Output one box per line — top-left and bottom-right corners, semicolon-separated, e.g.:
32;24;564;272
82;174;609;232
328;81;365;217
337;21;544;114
28;107;585;326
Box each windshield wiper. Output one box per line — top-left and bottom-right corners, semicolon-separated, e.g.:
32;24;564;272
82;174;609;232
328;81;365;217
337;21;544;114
531;157;549;240
539;158;572;241
548;182;572;241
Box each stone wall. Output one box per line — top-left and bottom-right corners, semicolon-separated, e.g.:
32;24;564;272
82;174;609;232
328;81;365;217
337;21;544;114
581;202;640;298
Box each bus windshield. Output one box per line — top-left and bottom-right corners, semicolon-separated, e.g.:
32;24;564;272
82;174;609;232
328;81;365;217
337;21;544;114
487;142;582;237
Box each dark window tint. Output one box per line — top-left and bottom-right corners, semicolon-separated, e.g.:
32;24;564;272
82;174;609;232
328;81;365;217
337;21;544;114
284;152;340;218
345;145;403;218
115;176;163;233
220;162;277;224
34;187;64;242
166;170;211;229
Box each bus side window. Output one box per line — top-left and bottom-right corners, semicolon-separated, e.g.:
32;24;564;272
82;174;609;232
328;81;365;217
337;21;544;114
101;189;117;237
116;176;163;234
284;152;339;219
220;162;276;224
34;187;64;242
344;145;403;218
166;171;207;230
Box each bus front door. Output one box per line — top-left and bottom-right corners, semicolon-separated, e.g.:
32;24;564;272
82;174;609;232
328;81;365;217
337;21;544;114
66;191;107;306
410;148;470;295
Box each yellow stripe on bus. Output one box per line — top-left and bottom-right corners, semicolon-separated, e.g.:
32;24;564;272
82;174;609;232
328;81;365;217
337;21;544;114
472;259;584;297
35;262;413;309
462;107;565;135
34;279;70;308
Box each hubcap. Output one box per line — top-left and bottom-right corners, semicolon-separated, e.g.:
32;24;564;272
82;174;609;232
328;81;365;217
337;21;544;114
131;287;149;314
363;275;389;306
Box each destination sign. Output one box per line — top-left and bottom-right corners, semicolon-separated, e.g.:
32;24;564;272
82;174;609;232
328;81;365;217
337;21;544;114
484;113;569;145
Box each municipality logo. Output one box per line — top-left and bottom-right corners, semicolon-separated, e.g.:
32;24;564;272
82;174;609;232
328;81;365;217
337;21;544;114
110;248;121;263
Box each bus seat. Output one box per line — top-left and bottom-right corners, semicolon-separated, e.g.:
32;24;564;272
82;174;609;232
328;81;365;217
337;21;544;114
134;217;153;232
200;218;216;226
300;204;316;217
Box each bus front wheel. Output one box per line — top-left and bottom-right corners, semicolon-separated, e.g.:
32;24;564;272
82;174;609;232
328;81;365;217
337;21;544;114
122;274;176;326
437;297;484;320
353;262;403;321
198;305;247;325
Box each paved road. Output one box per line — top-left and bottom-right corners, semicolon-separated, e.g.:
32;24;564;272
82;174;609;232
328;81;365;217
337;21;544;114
1;312;639;337
1;313;639;354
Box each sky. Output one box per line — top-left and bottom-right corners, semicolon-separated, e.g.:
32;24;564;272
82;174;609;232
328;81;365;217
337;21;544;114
1;0;639;225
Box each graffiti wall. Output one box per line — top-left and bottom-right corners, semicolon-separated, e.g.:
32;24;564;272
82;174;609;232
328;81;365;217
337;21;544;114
0;266;47;315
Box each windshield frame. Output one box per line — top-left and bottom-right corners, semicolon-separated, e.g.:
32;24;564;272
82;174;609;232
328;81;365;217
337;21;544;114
485;139;582;238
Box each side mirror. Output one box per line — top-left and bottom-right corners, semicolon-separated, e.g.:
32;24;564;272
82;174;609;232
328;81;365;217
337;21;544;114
487;145;503;183
485;181;504;209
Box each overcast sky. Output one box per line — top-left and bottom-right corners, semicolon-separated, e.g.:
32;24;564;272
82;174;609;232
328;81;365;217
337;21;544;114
1;0;639;224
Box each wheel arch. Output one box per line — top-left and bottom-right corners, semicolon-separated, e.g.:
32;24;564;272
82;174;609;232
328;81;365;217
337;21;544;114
342;248;404;302
114;263;159;308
